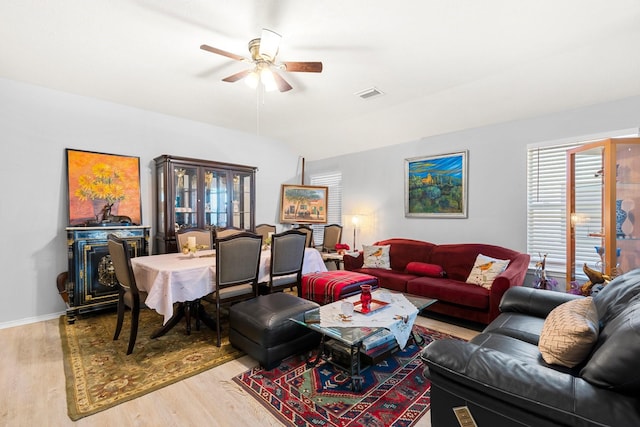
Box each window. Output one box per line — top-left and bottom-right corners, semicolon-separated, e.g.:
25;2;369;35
310;172;342;246
527;143;581;273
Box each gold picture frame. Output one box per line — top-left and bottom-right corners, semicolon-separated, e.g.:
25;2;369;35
279;184;328;224
66;149;142;226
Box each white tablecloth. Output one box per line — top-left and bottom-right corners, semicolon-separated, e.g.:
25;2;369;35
318;290;419;349
131;248;327;324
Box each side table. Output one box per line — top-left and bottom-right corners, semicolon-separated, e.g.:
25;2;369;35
320;252;344;270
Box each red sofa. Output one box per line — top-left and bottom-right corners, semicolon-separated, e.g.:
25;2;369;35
343;238;530;324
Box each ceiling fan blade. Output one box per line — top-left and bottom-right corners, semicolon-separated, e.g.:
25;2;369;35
222;69;251;82
282;61;323;73
272;71;293;92
259;29;281;61
200;44;246;62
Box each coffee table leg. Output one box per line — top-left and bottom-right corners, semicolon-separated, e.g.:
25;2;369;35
411;330;425;347
349;344;365;392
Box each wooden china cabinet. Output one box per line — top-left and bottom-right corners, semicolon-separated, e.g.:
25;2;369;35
154;155;256;253
566;137;640;289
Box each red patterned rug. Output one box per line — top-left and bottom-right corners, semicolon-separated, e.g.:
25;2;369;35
232;326;462;426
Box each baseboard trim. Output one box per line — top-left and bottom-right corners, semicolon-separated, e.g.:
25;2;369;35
0;311;65;330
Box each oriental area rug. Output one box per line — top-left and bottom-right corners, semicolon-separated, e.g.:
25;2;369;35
233;326;462;427
59;306;243;420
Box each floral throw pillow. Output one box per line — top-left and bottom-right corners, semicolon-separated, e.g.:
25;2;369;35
362;245;391;269
465;254;510;289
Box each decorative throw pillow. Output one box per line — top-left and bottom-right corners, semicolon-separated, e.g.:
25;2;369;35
538;297;599;368
362;245;391;269
465;254;510;289
405;262;446;278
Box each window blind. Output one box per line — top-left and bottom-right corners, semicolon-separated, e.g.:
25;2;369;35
527;142;585;273
310;172;343;246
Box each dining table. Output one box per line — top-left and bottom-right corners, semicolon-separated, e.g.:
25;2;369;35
130;247;327;337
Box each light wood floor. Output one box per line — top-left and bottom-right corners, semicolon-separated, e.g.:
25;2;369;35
0;314;479;427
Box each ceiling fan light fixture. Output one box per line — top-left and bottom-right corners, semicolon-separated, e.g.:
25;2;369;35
244;70;259;89
260;67;278;92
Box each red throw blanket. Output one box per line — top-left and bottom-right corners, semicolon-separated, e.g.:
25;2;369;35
302;271;377;305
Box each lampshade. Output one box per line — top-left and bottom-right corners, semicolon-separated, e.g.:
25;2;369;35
259;29;281;61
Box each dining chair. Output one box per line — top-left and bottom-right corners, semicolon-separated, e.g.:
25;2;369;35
215;226;244;239
255;223;276;241
320;224;343;252
213;232;263;346
263;230;307;296
176;228;214;250
294;225;314;248
107;234;148;355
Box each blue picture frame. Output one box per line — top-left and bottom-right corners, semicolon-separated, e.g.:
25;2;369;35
405;150;468;218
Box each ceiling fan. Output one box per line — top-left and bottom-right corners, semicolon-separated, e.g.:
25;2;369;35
200;29;323;92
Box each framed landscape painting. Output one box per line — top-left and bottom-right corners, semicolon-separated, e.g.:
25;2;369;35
66;149;142;226
280;184;328;224
405;150;468;218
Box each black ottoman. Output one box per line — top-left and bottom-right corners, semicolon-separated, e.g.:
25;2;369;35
229;293;320;370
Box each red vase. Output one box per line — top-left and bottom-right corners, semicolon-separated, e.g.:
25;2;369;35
360;284;372;313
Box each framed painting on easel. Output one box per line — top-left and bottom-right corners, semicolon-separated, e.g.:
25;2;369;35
279;184;328;224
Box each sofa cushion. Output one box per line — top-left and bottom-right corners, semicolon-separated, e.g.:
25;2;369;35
580;298;640;392
466;254;510;289
592;268;640;326
538;297;599;368
428;244;519;282
354;268;415;292
407;277;489;309
405;262;446;278
374;238;435;271
483;312;546;345
362;244;391;269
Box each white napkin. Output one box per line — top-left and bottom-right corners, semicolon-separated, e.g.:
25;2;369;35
319;290;418;349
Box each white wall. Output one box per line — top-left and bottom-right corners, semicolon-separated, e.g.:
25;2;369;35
305;96;640;254
0;78;300;326
2;76;639;326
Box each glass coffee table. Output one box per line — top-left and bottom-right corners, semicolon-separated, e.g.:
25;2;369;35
290;292;437;391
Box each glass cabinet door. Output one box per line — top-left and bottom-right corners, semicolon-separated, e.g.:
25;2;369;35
615;140;640;275
174;166;199;229
232;171;253;230
567;138;640;289
568;146;605;283
204;169;228;229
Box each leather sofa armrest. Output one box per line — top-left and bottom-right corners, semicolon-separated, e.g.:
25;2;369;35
343;252;363;270
420;339;639;426
499;286;582;318
422;339;576;407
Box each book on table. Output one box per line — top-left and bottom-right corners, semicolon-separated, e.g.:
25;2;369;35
361;328;395;351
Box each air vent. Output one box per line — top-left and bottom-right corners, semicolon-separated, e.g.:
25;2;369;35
354;87;384;99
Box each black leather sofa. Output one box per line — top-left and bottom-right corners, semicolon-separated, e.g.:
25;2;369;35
421;269;640;427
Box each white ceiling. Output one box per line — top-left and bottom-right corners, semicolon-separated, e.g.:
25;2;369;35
2;1;640;160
